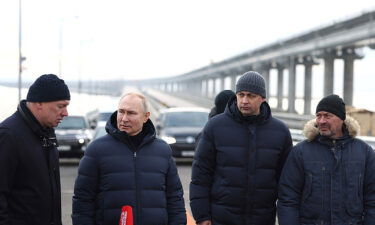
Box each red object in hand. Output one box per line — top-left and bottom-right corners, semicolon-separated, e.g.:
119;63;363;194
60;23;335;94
119;205;133;225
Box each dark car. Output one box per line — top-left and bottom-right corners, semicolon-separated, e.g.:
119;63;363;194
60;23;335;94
55;115;93;157
156;107;209;158
92;121;107;141
86;109;114;129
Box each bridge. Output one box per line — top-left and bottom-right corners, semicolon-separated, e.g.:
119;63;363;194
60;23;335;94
64;9;375;117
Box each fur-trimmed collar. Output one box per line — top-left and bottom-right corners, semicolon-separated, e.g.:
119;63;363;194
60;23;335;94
303;116;360;141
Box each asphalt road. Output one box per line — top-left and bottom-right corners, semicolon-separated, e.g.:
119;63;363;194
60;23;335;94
60;158;193;225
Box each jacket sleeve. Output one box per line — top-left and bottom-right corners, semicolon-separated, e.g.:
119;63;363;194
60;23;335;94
277;145;304;225
0;129;18;225
71;149;99;225
166;157;187;225
364;145;375;224
189;123;216;223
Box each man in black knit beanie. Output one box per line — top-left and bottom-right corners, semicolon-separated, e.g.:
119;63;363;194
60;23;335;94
0;74;70;225
278;94;375;225
190;71;292;225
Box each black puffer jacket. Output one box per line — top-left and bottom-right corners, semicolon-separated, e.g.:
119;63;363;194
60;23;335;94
190;98;292;225
278;117;375;225
0;100;62;225
72;113;186;225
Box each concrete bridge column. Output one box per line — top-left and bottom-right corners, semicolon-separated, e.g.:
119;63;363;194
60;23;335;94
205;78;210;98
197;79;203;97
168;83;173;92
276;64;285;110
191;80;196;95
212;78;217;98
176;82;180;92
341;48;363;106
288;57;297;113
322;50;336;96
194;80;200;96
263;70;270;99
171;83;175;92
183;82;188;92
230;75;237;92
189;80;194;94
258;64;271;100
202;79;207;96
200;80;205;96
182;82;187;93
187;81;192;93
210;78;215;98
193;80;197;94
304;63;313;115
302;56;318;115
219;76;224;94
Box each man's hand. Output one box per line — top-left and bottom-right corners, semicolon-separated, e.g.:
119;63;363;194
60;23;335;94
197;220;212;225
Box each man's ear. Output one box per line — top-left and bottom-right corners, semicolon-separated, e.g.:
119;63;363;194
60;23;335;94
144;112;150;123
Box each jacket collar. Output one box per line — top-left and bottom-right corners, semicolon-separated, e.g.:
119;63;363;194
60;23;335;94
225;96;271;124
303;115;360;141
105;111;156;149
17;100;58;147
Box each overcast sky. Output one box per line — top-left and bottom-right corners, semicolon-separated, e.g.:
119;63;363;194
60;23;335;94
1;0;375;82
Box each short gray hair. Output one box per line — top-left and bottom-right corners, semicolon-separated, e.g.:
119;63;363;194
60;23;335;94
119;92;149;113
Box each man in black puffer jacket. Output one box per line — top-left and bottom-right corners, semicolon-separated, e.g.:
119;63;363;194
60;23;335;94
0;74;70;225
72;92;186;225
190;71;293;225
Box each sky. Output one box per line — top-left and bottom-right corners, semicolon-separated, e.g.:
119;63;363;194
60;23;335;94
1;0;375;83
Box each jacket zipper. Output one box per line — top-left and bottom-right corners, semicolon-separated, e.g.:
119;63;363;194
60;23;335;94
131;135;152;225
133;151;141;225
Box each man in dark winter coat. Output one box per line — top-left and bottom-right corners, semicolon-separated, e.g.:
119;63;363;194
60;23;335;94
195;90;235;145
208;90;235;118
190;71;293;225
0;74;70;225
278;94;375;225
72;92;186;225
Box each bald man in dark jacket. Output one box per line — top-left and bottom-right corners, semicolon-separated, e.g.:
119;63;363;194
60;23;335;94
0;74;70;225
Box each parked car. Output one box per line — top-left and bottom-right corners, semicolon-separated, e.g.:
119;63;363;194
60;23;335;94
156;107;209;158
86;109;114;129
55;115;93;158
92;121;107;141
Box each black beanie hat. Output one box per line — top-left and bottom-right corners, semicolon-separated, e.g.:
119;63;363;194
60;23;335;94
214;90;235;114
316;94;346;120
235;71;266;98
26;74;70;102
